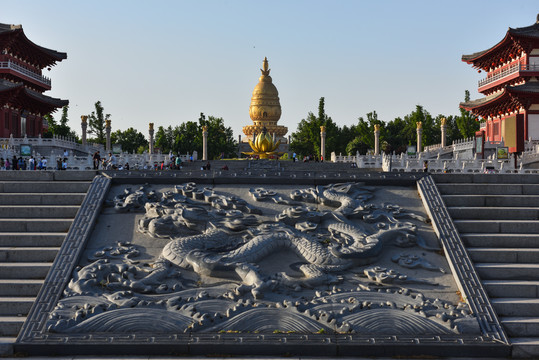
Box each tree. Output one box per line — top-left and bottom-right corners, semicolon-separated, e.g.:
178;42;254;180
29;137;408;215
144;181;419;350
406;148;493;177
87;101;110;145
456;90;479;138
44;105;78;140
111;128;148;154
345;111;383;155
154;125;174;154
197;113;237;159
153;113;237;159
290;97;340;158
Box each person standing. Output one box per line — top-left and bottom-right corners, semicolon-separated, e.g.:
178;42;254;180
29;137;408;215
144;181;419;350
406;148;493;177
93;151;101;170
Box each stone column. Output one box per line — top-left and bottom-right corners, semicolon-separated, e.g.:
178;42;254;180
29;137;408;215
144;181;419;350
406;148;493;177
148;123;154;154
105;119;111;152
440;117;447;148
416;122;423;154
202;126;208;161
320;126;326;161
81;116;88;146
374;124;380;155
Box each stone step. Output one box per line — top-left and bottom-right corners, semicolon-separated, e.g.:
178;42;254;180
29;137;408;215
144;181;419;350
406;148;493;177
0;337;15;356
432;173;539;185
511;337;539;358
475;263;539;280
0;263;52;279
483;280;539;298
0;247;59;262
0;297;34;315
448;206;539;220
454;220;539;234
0;233;66;247
437;183;539;195
0;279;43;296
461;233;539;248
0;205;79;218
0;181;91;193
0;316;24;337
492;298;539;317
0;219;72;232
442;194;539;207
502;317;539;337
0;193;86;206
468;248;539;263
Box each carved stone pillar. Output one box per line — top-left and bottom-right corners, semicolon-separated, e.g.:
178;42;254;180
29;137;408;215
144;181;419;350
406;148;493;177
416;122;423;154
81;116;88;146
149;123;154;154
440;117;447;148
374;124;380;155
320;126;326;161
202;126;208;161
105;119;111;152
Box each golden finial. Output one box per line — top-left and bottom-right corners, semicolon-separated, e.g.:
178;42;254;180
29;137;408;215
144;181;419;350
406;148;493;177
374;124;380;131
105;119;111;128
261;57;270;76
81;115;87;124
202;126;208;132
149;122;154;131
441;117;447;126
320;126;326;133
417;121;422;129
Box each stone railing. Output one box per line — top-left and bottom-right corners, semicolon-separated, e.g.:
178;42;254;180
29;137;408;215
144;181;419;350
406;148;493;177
382;152;539;174
0;135;104;157
0;60;51;87
0;151;199;171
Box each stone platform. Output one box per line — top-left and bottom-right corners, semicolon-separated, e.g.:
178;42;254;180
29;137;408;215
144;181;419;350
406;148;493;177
2;169;509;358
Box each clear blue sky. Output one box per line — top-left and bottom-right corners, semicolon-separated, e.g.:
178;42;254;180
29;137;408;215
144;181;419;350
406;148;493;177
1;1;538;139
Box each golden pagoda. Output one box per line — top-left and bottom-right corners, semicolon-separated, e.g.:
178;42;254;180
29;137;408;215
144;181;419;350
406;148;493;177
242;57;288;142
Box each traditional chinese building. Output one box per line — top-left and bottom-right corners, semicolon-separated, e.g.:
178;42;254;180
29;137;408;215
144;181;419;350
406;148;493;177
0;23;68;138
460;15;539;153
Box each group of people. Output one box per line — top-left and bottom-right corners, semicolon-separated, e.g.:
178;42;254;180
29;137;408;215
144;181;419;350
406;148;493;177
92;151;126;170
0;155;50;170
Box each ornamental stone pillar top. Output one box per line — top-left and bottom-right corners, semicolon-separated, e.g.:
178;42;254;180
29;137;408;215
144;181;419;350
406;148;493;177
320;126;326;133
106;120;111;128
374;124;380;132
149;122;154;131
440;118;447;126
81;115;87;124
416;122;422;130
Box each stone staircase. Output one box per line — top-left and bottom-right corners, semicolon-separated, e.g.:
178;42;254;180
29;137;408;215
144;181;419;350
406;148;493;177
434;174;539;358
0;179;91;351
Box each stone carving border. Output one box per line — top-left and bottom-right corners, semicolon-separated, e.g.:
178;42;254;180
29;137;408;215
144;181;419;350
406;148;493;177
15;174;510;357
16;175;111;344
417;175;508;344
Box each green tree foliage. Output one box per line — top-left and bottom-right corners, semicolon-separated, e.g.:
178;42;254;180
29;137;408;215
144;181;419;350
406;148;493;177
111;128;148;154
87;101;110;145
456;90;479;138
290;97;341;158
44;105;78;140
153;113;236;159
345;111;383;155
198;113;237;159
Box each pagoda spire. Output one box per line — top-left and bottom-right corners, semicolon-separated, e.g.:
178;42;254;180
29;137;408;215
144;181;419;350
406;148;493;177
260;57;270;76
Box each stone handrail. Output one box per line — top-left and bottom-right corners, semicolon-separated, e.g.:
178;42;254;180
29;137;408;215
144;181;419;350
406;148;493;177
0;60;51;86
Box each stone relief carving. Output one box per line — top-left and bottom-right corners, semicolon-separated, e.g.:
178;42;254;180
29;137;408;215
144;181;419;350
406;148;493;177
47;182;478;336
